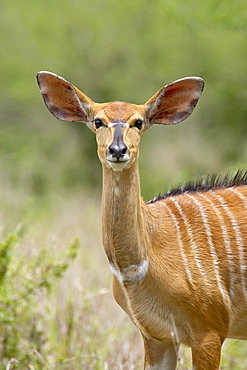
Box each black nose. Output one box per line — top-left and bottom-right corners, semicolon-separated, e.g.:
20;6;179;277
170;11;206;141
109;143;127;160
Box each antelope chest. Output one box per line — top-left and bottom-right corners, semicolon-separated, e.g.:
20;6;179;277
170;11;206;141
113;272;190;345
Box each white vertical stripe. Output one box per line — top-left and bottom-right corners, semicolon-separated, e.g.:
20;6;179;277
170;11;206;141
162;202;194;285
196;192;235;300
169;197;206;280
186;194;230;307
210;191;247;300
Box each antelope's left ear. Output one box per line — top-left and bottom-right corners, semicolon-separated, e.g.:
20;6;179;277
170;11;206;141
36;71;94;123
144;77;204;125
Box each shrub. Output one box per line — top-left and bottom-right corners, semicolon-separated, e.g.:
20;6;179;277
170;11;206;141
0;228;79;370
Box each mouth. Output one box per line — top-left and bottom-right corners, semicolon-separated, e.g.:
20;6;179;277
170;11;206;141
106;152;130;163
106;154;130;171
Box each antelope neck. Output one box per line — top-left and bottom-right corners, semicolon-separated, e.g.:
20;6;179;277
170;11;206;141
102;161;148;271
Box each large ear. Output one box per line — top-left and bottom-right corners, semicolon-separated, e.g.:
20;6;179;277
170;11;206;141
36;71;94;122
144;77;204;125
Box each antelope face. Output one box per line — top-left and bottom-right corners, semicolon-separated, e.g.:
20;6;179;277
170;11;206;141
87;101;149;172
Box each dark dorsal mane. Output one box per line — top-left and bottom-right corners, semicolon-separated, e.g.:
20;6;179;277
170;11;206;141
147;170;247;204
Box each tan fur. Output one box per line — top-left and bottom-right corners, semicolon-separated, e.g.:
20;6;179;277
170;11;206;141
37;72;247;369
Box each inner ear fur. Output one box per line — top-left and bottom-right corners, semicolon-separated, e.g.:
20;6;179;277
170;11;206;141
36;71;94;122
144;77;204;125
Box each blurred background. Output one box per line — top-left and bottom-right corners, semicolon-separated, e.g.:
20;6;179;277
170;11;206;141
0;0;247;368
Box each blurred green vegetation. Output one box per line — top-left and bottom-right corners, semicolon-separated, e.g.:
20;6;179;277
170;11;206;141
1;0;247;212
0;229;79;369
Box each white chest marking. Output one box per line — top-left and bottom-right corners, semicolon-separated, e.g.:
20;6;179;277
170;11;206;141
110;259;149;283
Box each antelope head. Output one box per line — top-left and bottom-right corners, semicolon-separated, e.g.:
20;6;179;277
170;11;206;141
36;72;204;172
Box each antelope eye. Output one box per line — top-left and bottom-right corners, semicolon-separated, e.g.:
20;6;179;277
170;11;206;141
134;119;143;130
94;118;103;129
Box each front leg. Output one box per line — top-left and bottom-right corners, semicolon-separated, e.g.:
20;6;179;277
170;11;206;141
142;335;178;370
191;332;224;370
112;277;178;368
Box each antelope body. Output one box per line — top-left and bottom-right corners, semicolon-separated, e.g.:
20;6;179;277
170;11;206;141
37;71;247;369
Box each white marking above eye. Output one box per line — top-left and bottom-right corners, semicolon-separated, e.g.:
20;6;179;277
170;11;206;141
108;122;129;128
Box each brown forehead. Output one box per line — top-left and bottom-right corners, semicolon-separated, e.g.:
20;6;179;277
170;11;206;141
94;101;144;122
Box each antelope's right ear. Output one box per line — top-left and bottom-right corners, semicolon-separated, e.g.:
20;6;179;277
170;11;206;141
36;71;94;122
144;77;204;125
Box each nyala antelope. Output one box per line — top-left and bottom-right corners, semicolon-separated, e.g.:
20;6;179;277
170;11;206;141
37;71;247;370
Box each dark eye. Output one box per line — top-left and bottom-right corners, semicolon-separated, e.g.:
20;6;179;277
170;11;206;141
134;119;143;130
94;118;103;129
